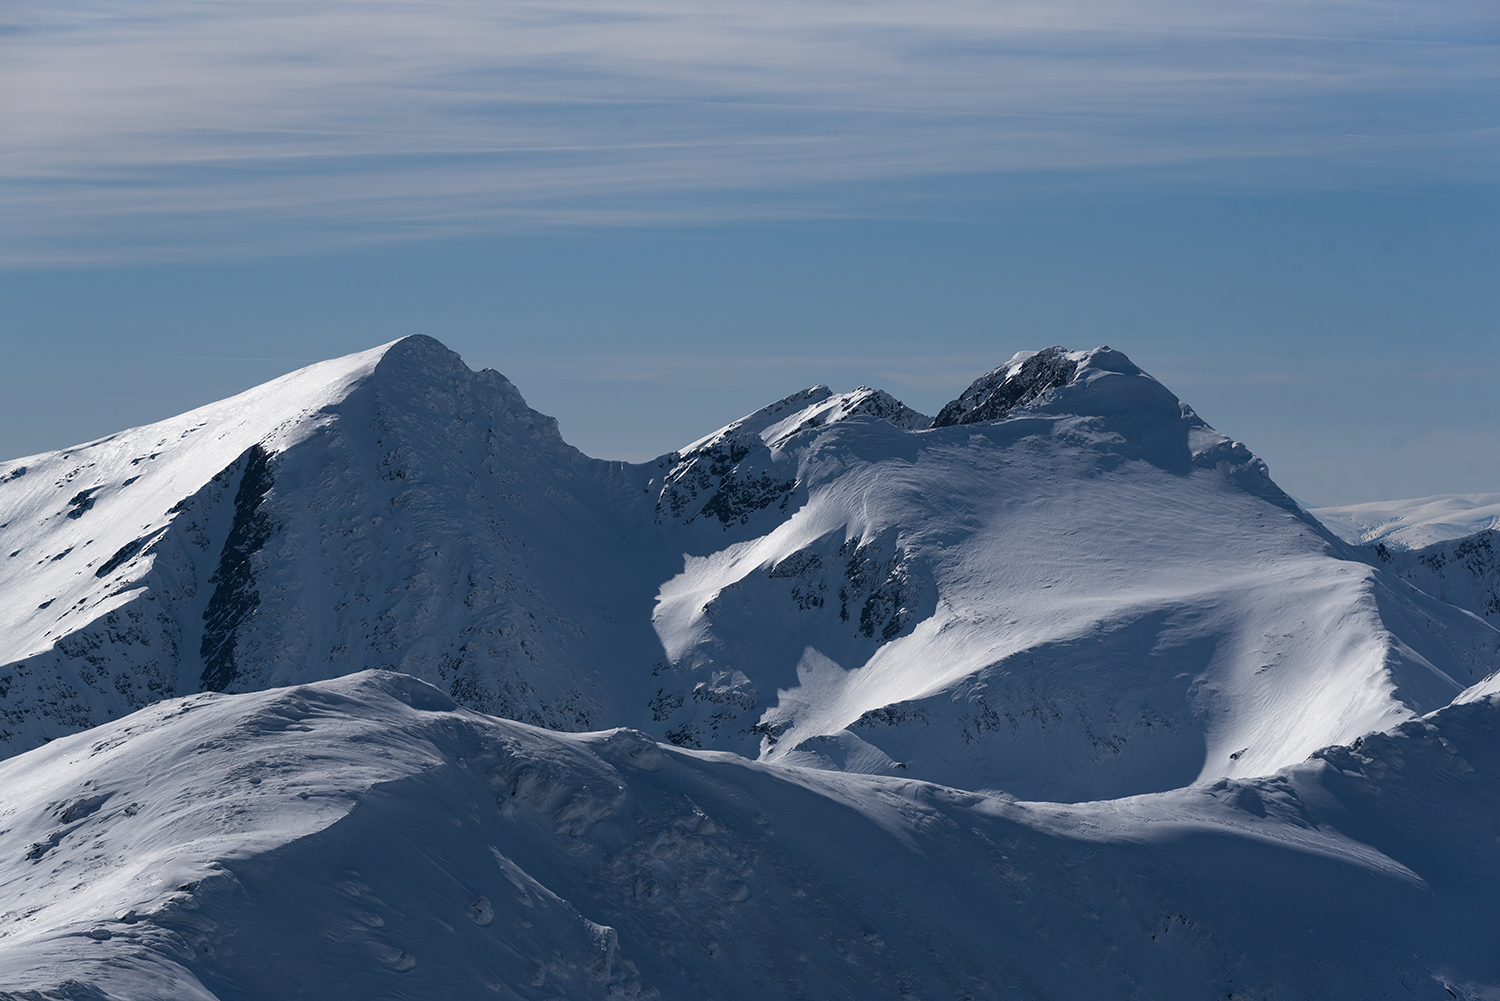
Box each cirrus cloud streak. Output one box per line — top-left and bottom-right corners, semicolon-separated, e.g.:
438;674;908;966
2;0;1496;262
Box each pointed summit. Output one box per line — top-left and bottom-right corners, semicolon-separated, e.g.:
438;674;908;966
932;346;1085;427
0;336;622;753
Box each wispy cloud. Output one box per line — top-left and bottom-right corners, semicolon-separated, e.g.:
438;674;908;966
3;0;1496;262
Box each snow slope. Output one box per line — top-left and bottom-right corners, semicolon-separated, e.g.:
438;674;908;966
2;338;1497;807
643;346;1500;799
2;671;1498;1001
1311;493;1500;550
0;336;672;751
1368;530;1500;625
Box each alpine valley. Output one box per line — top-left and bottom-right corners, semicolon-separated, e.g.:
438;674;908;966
2;336;1499;1000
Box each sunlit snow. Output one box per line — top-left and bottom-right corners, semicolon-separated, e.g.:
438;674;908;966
2;337;1498;998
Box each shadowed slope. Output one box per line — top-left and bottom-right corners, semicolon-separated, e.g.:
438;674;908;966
2;672;1498;1000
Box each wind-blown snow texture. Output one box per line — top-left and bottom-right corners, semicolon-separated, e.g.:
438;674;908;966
2;671;1499;1000
2;337;1500;998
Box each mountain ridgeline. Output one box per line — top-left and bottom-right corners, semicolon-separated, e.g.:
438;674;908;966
1;337;1497;803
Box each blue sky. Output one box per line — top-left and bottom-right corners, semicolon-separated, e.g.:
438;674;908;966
2;0;1496;505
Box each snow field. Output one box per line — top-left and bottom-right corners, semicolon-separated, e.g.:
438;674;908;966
3;671;1499;999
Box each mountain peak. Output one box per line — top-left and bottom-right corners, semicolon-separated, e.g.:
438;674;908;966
932;346;1089;428
929;344;1194;431
367;334;468;383
362;333;564;449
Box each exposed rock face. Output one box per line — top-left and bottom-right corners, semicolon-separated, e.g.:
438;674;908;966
651;384;930;530
200;445;276;691
931;345;1081;427
652;387;827;529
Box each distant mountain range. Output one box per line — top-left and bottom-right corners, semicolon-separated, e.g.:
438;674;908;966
3;337;1499;999
1311;493;1500;550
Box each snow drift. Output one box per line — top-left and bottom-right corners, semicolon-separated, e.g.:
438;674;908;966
3;671;1499;1001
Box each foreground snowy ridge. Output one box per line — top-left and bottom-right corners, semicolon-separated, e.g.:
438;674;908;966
2;671;1498;1000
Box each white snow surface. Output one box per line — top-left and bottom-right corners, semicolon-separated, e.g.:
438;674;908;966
1311;493;1500;551
1;336;1497;809
1370;530;1500;633
2;671;1498;1000
4;338;1500;997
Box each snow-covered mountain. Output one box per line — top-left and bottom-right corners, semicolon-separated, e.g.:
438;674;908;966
2;337;1497;808
2;670;1498;1000
1309;495;1500;625
645;346;1497;800
1368;530;1500;625
0;337;665;749
5;337;1500;999
1311;492;1500;550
